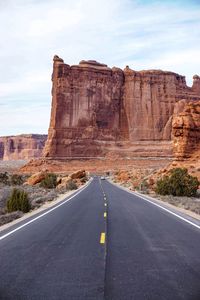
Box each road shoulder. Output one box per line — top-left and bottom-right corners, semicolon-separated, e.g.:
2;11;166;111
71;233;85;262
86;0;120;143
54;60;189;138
108;179;200;228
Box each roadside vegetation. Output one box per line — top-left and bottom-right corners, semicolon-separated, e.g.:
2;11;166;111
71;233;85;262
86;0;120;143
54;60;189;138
0;170;88;226
113;168;200;216
0;172;25;186
156;168;199;197
7;188;30;213
40;173;57;189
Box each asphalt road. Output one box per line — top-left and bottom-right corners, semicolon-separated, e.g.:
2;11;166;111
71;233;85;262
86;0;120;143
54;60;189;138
0;177;200;300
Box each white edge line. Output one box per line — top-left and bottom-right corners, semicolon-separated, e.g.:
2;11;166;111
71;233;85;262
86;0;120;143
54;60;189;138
108;180;200;231
0;178;93;241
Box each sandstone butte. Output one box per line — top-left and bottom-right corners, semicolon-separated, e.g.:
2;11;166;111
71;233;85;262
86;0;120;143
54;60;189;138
43;55;200;161
0;134;47;160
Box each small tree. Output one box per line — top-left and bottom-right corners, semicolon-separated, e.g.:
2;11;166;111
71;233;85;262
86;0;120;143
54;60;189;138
156;168;199;197
7;188;31;213
40;173;57;189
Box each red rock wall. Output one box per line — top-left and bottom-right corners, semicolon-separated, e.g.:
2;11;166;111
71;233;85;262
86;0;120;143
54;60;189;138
44;56;200;159
0;134;47;160
45;57;126;158
123;68;188;141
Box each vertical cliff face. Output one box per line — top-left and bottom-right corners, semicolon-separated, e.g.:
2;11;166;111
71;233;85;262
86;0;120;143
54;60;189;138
44;56;200;159
0;134;47;160
45;57;126;158
124;68;176;141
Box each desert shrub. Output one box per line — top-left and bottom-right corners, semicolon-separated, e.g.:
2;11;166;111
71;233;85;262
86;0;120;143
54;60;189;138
140;179;149;193
0;172;9;185
28;188;57;209
6;188;31;213
40;173;57;189
10;174;24;185
156;168;199;197
156;175;170;195
0;211;23;226
0;187;13;210
66;179;78;191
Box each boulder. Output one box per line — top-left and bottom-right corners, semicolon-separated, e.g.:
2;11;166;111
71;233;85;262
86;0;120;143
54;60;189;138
56;176;72;190
70;170;86;179
25;171;48;185
172;101;200;159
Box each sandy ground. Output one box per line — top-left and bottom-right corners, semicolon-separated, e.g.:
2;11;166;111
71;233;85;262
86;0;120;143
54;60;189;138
140;193;200;221
0;160;28;173
20;157;172;174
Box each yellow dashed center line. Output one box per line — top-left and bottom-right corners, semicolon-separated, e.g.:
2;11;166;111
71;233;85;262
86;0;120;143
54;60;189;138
100;232;106;244
104;212;107;218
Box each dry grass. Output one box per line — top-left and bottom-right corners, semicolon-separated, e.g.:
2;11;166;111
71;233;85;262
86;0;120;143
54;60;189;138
153;194;200;215
0;211;23;226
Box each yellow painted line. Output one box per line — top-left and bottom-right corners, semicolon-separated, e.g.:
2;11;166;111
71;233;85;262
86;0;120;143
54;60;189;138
100;232;106;244
104;212;107;218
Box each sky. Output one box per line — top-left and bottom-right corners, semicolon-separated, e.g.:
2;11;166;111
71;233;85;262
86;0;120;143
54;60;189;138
0;0;200;136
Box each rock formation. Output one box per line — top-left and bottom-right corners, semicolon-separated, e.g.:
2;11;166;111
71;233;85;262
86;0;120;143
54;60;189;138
172;100;200;159
44;56;200;159
0;134;47;160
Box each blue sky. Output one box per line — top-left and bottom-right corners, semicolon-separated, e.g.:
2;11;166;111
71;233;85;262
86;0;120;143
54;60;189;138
0;0;200;136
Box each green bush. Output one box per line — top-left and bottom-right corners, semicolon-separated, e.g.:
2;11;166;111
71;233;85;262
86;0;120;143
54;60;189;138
40;173;57;189
156;175;170;195
6;188;31;213
156;168;199;197
66;179;78;191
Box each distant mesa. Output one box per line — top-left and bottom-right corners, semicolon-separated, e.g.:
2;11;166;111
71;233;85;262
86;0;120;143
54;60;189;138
0;134;47;161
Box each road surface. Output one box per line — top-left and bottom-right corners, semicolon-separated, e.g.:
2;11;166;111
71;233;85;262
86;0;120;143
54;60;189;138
0;177;200;299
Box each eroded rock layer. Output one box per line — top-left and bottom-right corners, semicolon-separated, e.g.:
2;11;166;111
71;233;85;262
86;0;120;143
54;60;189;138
172;101;200;159
44;56;200;159
0;134;47;160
